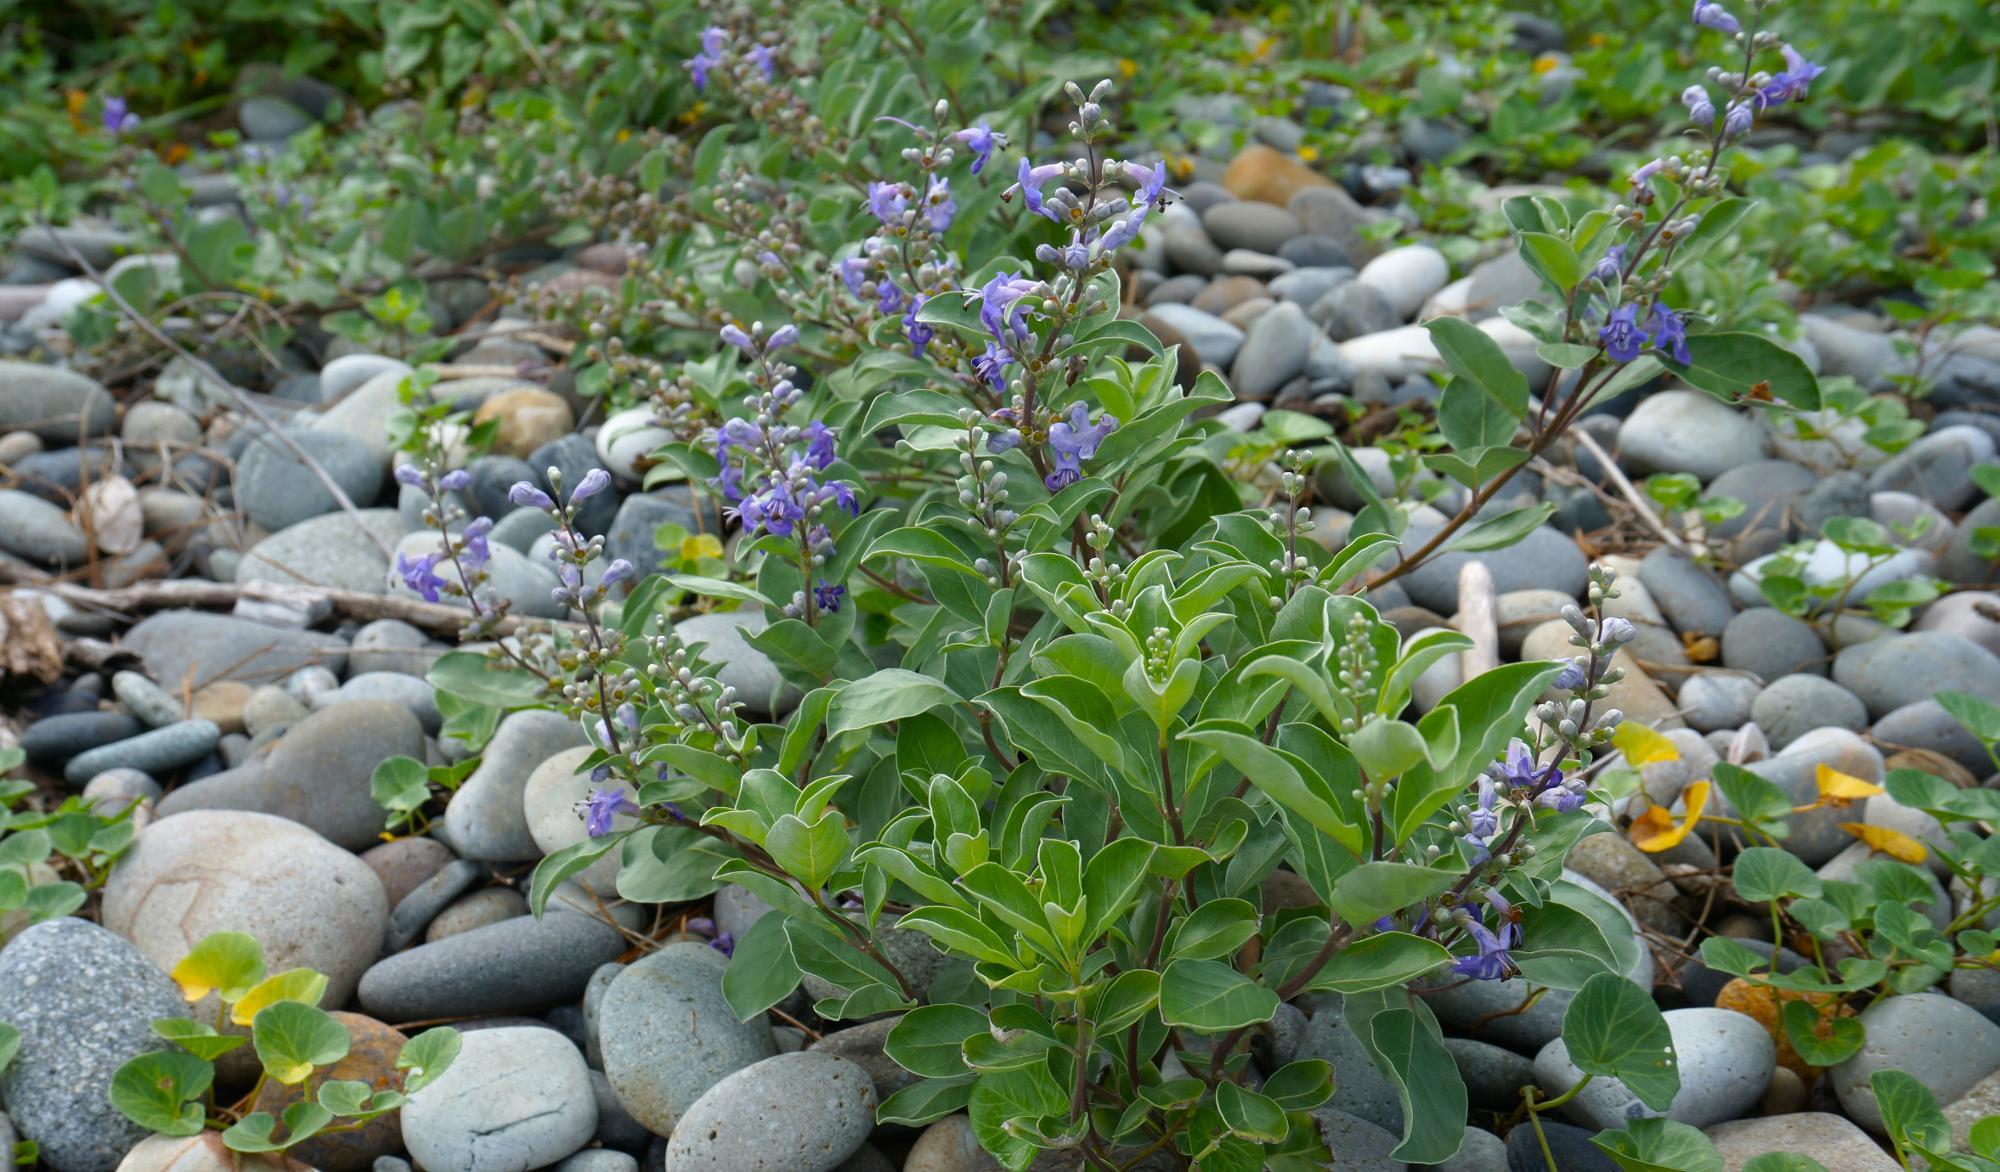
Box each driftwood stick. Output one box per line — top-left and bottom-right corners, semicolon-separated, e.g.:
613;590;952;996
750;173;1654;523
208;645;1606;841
1567;428;1692;555
2;576;577;637
1455;561;1500;681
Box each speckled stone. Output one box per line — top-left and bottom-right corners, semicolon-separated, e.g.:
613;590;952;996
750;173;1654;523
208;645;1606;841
600;941;778;1135
0;919;187;1172
400;1027;596;1172
662;1052;877;1172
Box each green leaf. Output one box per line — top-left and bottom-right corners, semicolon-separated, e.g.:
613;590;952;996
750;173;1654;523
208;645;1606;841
1328;862;1458;930
231;968;328;1027
1182;727;1364;860
1347;718;1431;780
721;911;801;1021
1215;1082;1288;1143
396;1028;461;1095
1733;846;1822;903
1592;1117;1724;1172
1082;838;1154;943
223;1102;334;1153
426;650;545;708
168;930;266;1004
1308;932;1452;994
1873;1069;1953;1157
369;756;431;815
877;1076;974;1127
1427;317;1528;418
1562;972;1680;1112
1436;378;1519;454
765;810;849;888
968;1065;1066;1172
1169;897;1260;961
1517;231;1584;293
1158;958;1279;1030
527;834;622;917
109;1051;212;1136
1369;1006;1470;1163
1937;690;2000;743
1659;332;1820;411
1780;1000;1864;1067
1741;1156;1830;1172
1261;1059;1334;1112
1089;969;1162;1035
252;1001;349;1085
826;670;961;737
885;1004;987;1078
152;1017;250;1061
1444;503;1556;553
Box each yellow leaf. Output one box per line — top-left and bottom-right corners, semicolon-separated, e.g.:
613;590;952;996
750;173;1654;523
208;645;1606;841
230;968;330;1027
267;1058;315;1086
1815;764;1885;808
170;931;265;1004
1631;780;1710;853
680;533;723;562
1611;722;1681;769
1840;822;1929;864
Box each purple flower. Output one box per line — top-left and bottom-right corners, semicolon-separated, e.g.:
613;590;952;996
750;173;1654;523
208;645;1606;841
1554;659;1589;691
1648;303;1691;364
1449;915;1519;981
708;931;736;958
719;323;755;354
814;580;846;612
1009;157;1066;223
1681;85;1715;125
1760;45;1824;107
1044;403;1117;490
460;516;494;570
925;177;956;233
748;44;775;80
1599;304;1647;363
977;271;1037;348
826;480;859;515
600;559;636;589
835;256;869;293
1628;158;1666;191
954;121;999;173
394;464;426;488
1590;244;1628;286
766;324;799;351
904;296;934;359
699;26;727;55
1691;0;1739;33
570;467;612;504
867;181;910;226
877;279;906;315
439;468;472;492
1599;616;1637;644
803;420;838;470
392;551;449;603
508;481;556;510
1466;777;1500;841
102;97;138;135
1536;776;1588;813
973;342;1014;395
1722;100;1754;140
1497;740;1545;790
582;787;640;837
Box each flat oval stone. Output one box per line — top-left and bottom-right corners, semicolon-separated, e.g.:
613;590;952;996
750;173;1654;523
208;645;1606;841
101;810;388;1007
357;910;625;1022
401;1027;596;1172
20;711;143;766
663;1052;876;1172
600;941;777;1135
444;709;589;861
63;719;219;784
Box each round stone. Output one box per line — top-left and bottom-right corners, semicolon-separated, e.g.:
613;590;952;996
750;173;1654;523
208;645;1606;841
62;719;220;785
1616;390;1769;481
251;1013;409;1171
1833;632;2000;719
360;837;457;909
1534;1007;1774;1130
445;710;590;861
600;941;778;1135
426;887;528;942
472;388;575;457
0;361;117;441
1354;244;1449;320
1750;674;1868;749
236;510;404;594
596;406;672;482
1832;992;2000;1133
0;488;90;566
1721;609;1826;682
237;428;386;532
1676;673;1761;732
524;745;631;893
663;1052;877;1172
401;1027;596;1172
101;810;389;1007
0;918;187;1172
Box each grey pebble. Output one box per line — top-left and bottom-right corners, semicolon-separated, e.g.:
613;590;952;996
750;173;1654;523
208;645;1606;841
62;719;218;784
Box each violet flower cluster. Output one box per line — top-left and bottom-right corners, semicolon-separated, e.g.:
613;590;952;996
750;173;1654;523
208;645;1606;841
387;461;507;634
683;24;775;93
1591;3;1821;369
710;322;859;619
1441;565;1632;981
507;467;637;610
102;96;139;136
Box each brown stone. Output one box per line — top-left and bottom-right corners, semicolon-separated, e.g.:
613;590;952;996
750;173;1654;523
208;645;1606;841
359;836;456;909
1714;977;1852;1079
1221;144;1334;207
189;680;251;734
1190;276;1267;316
115;1132;309;1172
575;243;632;275
1566;832;1688;936
251;1012;410;1171
471;387;575;458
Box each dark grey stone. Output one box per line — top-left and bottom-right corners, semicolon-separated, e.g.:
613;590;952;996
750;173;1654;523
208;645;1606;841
605;487;720;580
1201;201;1302;255
357;910;627;1021
1721;608;1827;681
386;858;487;951
1399;524;1588;613
661;1052;875;1172
10;446;122;505
1505;1119;1617;1172
1278;235;1351;269
1872;699;1993;775
0;489;90;566
599;942;777;1135
530;433;620;536
237;427;386;531
1445;1037;1537;1111
123;610;348;687
1638;546;1735;639
0;918;186;1172
0;361;117;442
20;711;144;767
1751;674;1868;749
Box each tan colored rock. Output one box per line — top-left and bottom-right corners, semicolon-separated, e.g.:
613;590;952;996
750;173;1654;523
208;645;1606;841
189;680;251;734
1521;619;1683;729
1565;832;1686;936
252;1012;409;1171
471;387;574;458
114;1133;308;1172
1715;977;1852;1079
1704;1112;1898;1171
1221;144;1333;206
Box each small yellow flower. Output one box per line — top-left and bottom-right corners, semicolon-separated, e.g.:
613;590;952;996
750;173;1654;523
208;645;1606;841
1532;54;1561;76
1297;145;1320;163
1814;764;1885;808
1841;822;1928;864
1630;779;1709;853
1117;58;1138;80
616;128;632;143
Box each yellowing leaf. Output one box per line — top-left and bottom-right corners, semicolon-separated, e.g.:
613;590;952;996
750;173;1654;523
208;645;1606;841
170;932;265;1004
230;968;329;1027
1840;822;1928;864
680;533;723;561
1611;722;1680;769
265;1057;315;1086
1815;764;1885;808
1630;780;1710;853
